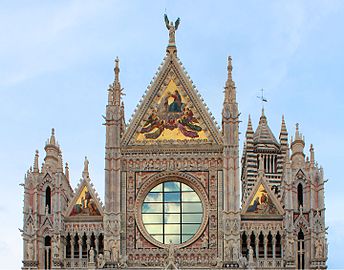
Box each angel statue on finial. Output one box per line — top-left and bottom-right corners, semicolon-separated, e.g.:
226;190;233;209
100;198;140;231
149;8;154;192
164;14;180;46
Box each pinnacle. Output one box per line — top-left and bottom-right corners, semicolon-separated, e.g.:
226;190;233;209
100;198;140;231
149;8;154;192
49;128;56;145
224;55;236;104
294;123;303;141
33;150;39;173
246;115;254;134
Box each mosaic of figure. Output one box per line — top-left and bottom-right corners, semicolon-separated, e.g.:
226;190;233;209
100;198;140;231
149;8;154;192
140;87;202;139
247;184;278;214
70;186;100;216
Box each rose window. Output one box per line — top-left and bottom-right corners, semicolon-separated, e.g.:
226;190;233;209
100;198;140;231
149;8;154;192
141;181;203;245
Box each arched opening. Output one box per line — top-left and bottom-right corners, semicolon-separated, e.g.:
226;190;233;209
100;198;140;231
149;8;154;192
90;233;96;250
297;183;303;208
297;229;305;269
267;232;273;258
44;236;51;269
74;233;79;258
241;232;248;257
98;234;104;254
66;233;71;258
82;233;87;258
258;232;264;258
250;232;256;258
275;232;282;258
45;186;51;214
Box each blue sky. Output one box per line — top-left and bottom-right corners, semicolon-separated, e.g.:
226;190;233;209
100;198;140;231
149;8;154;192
0;0;343;268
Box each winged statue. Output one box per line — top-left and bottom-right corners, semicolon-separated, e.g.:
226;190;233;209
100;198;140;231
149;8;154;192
164;14;180;45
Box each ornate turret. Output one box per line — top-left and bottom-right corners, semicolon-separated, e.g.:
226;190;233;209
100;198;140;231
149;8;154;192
291;123;305;164
44;128;60;171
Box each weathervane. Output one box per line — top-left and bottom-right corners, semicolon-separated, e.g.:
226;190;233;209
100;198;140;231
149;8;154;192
257;88;268;109
164;14;180;46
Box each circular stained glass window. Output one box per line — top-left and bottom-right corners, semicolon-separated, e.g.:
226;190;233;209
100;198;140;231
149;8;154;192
141;181;203;245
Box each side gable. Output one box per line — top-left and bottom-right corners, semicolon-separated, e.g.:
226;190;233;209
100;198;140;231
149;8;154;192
65;178;104;221
242;175;284;217
122;53;222;146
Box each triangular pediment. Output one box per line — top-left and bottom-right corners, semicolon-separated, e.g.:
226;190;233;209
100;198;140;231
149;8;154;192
122;53;222;146
65;178;103;219
242;176;284;216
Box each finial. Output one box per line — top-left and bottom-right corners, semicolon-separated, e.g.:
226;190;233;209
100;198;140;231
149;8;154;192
33;150;39;173
257;88;268;110
294;123;302;141
114;57;120;82
49;128;56;145
65;162;70;181
227;56;233;79
82;156;89;179
164;14;180;53
310;144;315;166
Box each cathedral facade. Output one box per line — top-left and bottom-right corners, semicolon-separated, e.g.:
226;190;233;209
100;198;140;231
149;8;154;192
21;18;328;269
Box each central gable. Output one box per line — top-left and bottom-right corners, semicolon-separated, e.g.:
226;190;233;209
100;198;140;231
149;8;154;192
122;54;222;146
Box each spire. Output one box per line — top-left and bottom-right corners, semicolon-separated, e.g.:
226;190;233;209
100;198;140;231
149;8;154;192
253;109;278;145
33;150;39;173
65;162;70;181
113;57;122;107
279;115;288;151
246;115;254;147
82;156;89;179
224;56;236;104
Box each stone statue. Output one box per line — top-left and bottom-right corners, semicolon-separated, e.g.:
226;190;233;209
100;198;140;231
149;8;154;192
111;240;119;262
118;255;128;268
248;246;254;265
164;14;180;45
286;237;294;259
238;254;248;268
89;247;95;263
53;239;59;258
164;240;178;270
97;253;105;268
215;257;222;268
315;238;324;258
168;240;175;261
232;245;239;261
27;240;34;260
201;233;208;248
